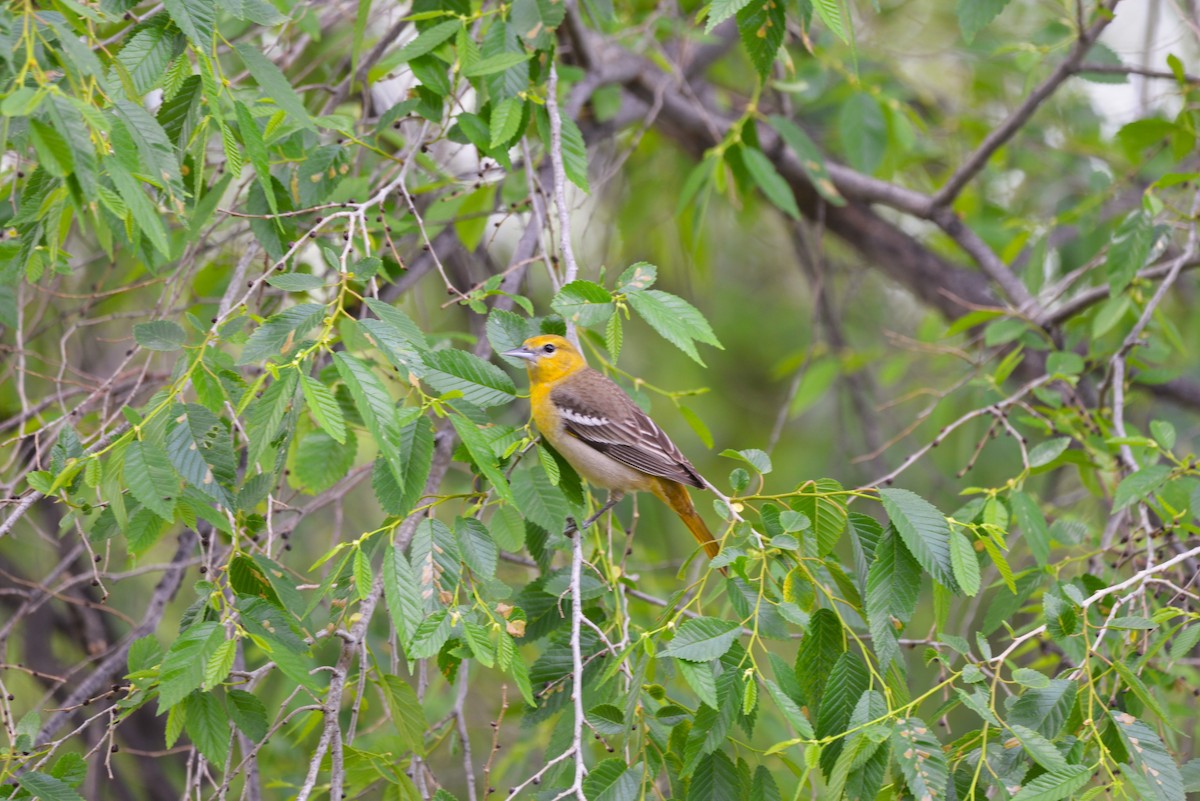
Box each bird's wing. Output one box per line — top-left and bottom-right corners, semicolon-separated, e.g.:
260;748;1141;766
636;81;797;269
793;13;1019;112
551;370;705;489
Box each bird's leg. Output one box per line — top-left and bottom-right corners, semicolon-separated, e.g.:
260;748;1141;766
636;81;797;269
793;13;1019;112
565;491;624;537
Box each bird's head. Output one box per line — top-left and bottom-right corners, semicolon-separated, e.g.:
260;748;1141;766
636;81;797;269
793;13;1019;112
503;334;586;383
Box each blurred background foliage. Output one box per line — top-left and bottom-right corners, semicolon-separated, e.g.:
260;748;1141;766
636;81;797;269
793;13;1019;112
2;0;1200;797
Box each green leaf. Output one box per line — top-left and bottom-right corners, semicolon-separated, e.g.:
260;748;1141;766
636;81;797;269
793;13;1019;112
333;352;401;476
422;349;516;407
221;0;286;24
455;517;498;578
489;96;523;149
124;439;178;521
511;466;569;532
266;273;325;292
227;688;269;741
957;0;1010;42
766;114;844;206
791;479;846;555
117;17;179;96
383;548;423;644
292;430;356;494
1009;723;1069;773
736;0;785;78
866;527;920;670
1114;464;1171;510
741;146;800;219
233;44;316;130
238;303;325;365
450;414;513;504
381;674;428;756
879;488;957;590
1028;436;1070;467
586;705;626;736
763;678;815;738
552;280;615;327
891;717;948;801
202;636;237;691
1106;210;1159;293
949;530;981;596
134;320;186;351
1012;667;1050;688
815;651;869;777
372;416;434;519
108;159;171;257
1010;490;1049;567
812;0;850;44
183;691;230;765
794;608;843;711
1008;680;1076;738
300;373;347;443
661;617;741;662
1009;766;1091;801
158;622;222;710
30;119;74;177
687;749;739;800
392;20;460;64
706;0;753;32
837;94;887;175
464;51;532;77
163;0;215;46
561;114;591;192
19;773;85;801
626;289;722;366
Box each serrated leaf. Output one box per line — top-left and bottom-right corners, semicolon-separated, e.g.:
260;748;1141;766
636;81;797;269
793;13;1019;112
957;0;1009;42
736;0;785;78
626;289;721;366
238;303;325;365
1009;723;1069;773
688;749;739;801
949;530;981;596
1010;490;1049;567
227;689;268;741
767;114;844;205
891;717;948;801
163;0;215;46
422;349;516;407
1114;464;1171;510
1010;765;1092;801
879;488;958;591
158;622;222;710
455;517;498;578
391;20;460;64
794;608;843;712
124;439;178;521
866;527;920;670
741;146;800;219
19;773;85;801
233;44;316;130
183;691;230;765
552;280;615;327
661;617;741;662
134;320;186;351
706;0;753;31
815;652;869;777
300;373;346;443
464;51;532;77
267;273;325;292
450;414;513;504
489;96;523;149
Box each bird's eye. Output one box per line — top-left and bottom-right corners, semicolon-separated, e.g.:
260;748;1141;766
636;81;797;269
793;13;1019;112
542;344;556;354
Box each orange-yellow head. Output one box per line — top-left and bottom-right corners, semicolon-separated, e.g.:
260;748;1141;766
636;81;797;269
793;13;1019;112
502;334;586;385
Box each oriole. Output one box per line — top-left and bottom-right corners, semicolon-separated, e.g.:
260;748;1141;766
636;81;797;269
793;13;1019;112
503;334;721;568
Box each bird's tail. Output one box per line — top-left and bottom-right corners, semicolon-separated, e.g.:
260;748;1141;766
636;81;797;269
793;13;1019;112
652;479;724;570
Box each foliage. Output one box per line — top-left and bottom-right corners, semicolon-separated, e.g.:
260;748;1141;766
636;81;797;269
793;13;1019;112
2;0;1200;799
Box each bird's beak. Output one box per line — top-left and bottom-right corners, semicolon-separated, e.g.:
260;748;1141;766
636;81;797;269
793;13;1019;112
502;346;537;362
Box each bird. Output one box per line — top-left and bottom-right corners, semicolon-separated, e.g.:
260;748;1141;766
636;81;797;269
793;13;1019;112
503;334;722;569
